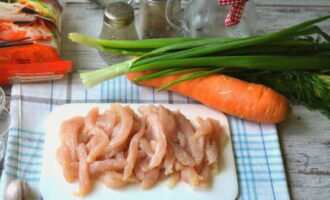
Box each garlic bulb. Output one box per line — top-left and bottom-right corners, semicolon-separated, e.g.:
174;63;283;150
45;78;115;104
5;179;29;200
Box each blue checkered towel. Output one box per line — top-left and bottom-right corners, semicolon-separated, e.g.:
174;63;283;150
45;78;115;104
0;74;290;200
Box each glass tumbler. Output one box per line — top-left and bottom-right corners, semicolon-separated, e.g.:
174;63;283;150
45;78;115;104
0;87;11;161
139;0;179;39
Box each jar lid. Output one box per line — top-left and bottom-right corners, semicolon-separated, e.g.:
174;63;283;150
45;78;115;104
104;2;134;27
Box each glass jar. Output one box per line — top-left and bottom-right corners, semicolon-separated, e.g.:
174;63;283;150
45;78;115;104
139;0;179;39
166;0;257;38
96;0;134;8
99;2;139;65
0;87;10;161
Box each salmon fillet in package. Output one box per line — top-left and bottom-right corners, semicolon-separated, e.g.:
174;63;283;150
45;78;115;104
0;0;72;84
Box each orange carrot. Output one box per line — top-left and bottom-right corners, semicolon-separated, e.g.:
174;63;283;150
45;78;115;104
126;72;290;123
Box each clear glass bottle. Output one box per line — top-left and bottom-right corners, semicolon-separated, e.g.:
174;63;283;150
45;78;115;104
96;0;134;8
139;0;180;39
99;2;139;65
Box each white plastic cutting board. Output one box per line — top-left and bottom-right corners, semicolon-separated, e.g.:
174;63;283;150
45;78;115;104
40;103;238;200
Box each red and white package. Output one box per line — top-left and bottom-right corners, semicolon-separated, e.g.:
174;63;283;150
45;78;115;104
0;0;72;84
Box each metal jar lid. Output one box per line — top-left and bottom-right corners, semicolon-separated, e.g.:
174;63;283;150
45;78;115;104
104;2;135;27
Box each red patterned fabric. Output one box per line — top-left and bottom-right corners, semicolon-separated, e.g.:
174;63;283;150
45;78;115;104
219;0;248;26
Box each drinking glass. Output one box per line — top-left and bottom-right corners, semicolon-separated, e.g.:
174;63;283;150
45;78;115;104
95;0;134;7
166;0;257;38
0;87;11;161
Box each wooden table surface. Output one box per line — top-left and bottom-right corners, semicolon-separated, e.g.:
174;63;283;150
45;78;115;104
2;0;330;199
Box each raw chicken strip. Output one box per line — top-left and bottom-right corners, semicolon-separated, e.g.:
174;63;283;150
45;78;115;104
60;116;84;162
74;144;91;197
175;112;204;165
150;140;157;151
131;115;142;133
104;149;119;159
194;137;205;165
70;162;79;173
194;117;213;138
167;172;180;189
87;130;109;163
78;126;90;144
158;105;177;141
103;123;126;154
124;117;146;180
171;142;196;166
163;145;175;175
139;137;154;157
158;169;169;181
181;167;203;186
110;123;121;138
89;159;126;175
138;105;158;116
204;119;226;165
56;145;77;183
102;170;138;184
144;120;154;140
116;151;125;159
100;171;128;188
177;131;186;148
85;107;99;134
174;161;184;171
199;164;212;187
96;109;117;136
108;105;134;149
209;118;227;146
134;164;145;181
205;136;218;165
146;113;167;169
141;167;160;190
137;150;147;159
139;157;150;172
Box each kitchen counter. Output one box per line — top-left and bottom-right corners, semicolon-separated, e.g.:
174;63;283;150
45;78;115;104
2;0;330;199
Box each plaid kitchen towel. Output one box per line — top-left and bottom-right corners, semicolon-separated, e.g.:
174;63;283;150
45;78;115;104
0;73;290;200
